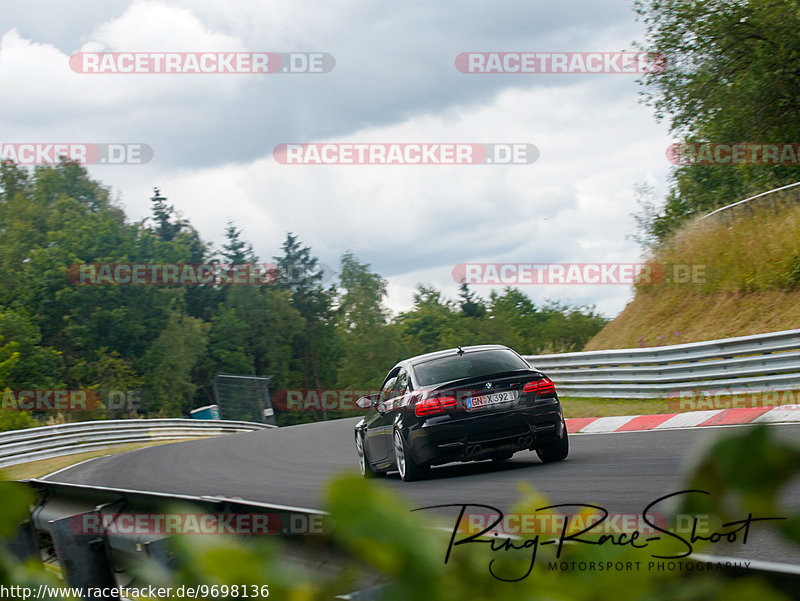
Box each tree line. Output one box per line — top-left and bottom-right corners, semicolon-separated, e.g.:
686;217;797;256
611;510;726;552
0;161;606;428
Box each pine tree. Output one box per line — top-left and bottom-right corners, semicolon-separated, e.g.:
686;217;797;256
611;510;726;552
458;281;486;318
273;233;336;396
220;221;258;264
149;187;187;242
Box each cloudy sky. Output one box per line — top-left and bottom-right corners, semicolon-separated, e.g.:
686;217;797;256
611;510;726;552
0;0;675;316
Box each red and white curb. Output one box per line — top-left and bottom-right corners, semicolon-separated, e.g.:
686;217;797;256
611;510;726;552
565;404;800;434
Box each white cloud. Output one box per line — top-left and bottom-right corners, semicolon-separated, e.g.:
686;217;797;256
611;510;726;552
88;1;241;52
0;0;675;319
122;77;671;316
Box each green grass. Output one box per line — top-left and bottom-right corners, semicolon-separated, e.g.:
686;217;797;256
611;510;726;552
560;389;800;418
586;201;800;350
559;396;680;418
653;202;800;294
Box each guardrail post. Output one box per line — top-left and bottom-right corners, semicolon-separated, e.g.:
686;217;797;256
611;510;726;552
4;519;39;562
144;537;178;570
50;512;120;599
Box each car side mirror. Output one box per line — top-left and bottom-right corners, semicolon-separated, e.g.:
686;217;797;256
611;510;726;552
356;396;373;409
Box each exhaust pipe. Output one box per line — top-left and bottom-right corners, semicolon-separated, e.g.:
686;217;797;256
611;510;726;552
465;443;482;456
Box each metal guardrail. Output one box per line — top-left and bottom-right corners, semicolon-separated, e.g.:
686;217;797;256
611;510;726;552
523;329;800;398
0;418;272;468
700;181;800;221
8;479;341;600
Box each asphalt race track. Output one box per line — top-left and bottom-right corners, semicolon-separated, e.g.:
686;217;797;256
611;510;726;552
44;419;800;565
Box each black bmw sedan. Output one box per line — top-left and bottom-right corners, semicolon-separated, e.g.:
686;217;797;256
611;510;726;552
354;344;568;481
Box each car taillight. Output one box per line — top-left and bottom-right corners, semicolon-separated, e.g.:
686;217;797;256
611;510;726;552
523;377;556;397
539;378;556;396
415;396;457;417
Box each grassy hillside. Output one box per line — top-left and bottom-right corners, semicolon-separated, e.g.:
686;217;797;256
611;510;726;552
586;201;800;350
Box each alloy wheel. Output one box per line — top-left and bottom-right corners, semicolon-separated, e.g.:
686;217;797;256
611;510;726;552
394;430;406;478
355;433;366;476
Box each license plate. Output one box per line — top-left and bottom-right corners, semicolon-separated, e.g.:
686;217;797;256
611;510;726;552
466;391;516;409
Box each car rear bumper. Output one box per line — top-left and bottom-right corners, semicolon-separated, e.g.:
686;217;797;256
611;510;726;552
405;398;565;465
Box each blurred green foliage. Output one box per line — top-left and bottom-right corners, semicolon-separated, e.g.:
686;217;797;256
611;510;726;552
0;411;37;433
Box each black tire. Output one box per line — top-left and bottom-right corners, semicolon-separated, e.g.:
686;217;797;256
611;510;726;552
355;431;378;478
536;426;569;463
393;428;429;481
492;452;514;462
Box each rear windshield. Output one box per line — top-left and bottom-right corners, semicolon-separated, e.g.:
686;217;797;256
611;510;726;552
413;349;530;386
